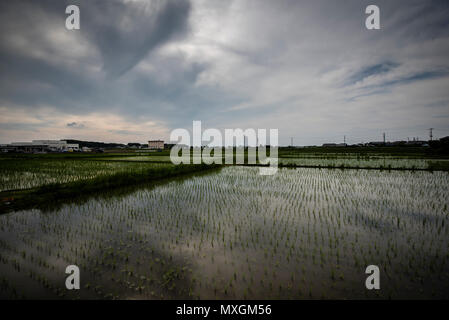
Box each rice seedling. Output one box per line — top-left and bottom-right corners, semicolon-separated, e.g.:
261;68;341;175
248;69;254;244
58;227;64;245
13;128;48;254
0;164;448;299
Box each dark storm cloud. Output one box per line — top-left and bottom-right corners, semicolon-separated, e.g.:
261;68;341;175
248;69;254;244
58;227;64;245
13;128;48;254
80;0;191;76
0;0;191;75
382;71;449;87
1;0;449;144
0;51;96;110
67;122;85;128
0;0;193;113
348;70;449;101
346;62;400;85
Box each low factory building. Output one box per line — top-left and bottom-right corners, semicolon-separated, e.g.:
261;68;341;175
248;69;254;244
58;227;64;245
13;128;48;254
3;140;79;153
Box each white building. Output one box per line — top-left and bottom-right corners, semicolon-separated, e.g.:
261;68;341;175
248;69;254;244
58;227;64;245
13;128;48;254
148;140;164;149
32;140;79;152
6;140;79;153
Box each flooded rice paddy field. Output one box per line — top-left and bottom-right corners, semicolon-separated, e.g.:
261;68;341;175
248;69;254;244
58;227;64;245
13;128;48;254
0;167;448;299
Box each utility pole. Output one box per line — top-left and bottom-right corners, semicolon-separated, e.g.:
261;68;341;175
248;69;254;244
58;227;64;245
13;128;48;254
383;132;386;145
429;128;434;141
290;137;293;147
344;135;346;144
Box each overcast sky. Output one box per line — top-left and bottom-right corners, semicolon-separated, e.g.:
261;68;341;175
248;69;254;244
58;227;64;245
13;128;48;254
1;0;448;145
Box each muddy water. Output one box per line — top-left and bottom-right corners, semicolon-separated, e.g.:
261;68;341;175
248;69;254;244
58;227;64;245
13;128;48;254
0;167;448;299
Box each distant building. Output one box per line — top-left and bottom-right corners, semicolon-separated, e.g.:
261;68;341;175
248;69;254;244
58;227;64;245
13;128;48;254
148;140;164;149
322;143;347;147
32;140;79;152
405;140;428;146
387;141;407;146
367;141;385;146
5;140;79;153
127;143;143;149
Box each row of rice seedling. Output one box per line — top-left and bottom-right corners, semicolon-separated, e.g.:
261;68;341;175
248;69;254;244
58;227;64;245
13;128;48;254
100;156;172;162
278;152;436;159
0;167;448;299
278;157;439;169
